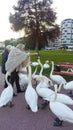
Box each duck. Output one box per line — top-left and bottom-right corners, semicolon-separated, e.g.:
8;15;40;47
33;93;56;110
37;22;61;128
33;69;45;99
25;64;38;112
49;84;73;126
50;61;66;85
0;72;14;107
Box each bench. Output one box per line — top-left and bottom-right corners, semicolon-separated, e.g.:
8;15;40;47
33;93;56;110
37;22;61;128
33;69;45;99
54;62;73;76
54;71;73;76
58;62;73;69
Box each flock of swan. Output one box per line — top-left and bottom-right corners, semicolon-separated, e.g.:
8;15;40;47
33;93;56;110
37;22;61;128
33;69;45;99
0;57;73;127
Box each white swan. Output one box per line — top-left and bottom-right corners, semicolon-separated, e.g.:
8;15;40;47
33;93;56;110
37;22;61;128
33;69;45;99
32;57;43;78
34;74;53;87
58;80;73;92
32;57;44;84
49;84;73;126
49;84;73;105
37;57;43;75
50;61;66;85
18;72;28;89
35;75;54;109
25;64;38;112
32;57;53;87
36;79;54;99
31;61;39;67
58;80;73;96
0;72;13;107
18;66;29;90
43;60;50;69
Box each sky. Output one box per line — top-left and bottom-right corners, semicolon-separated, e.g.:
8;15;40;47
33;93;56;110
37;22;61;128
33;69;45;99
52;0;73;24
0;0;73;41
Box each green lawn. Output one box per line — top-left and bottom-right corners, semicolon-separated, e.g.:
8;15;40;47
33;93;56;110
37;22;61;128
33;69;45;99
31;50;73;63
31;50;73;81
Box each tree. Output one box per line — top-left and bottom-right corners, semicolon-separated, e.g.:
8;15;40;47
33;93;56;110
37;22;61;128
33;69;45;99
9;0;60;50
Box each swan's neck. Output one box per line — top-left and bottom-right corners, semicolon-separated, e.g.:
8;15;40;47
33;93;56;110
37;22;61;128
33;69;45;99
58;82;63;92
58;82;66;92
37;58;43;75
28;65;32;85
53;85;58;101
39;64;43;75
32;66;38;76
5;72;11;86
50;61;54;77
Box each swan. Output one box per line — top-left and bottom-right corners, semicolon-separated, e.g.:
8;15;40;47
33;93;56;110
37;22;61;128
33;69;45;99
37;57;43;75
43;60;50;69
32;57;53;87
18;72;28;90
31;61;39;67
0;72;13;107
50;61;66;85
25;64;38;112
32;57;44;84
32;57;43;79
34;74;53;87
35;75;54;108
36;79;54;98
49;84;73;126
18;66;29;90
58;80;73;96
48;84;73;105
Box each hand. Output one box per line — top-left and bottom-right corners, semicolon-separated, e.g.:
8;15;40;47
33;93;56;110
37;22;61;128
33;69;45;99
34;52;39;56
30;52;39;56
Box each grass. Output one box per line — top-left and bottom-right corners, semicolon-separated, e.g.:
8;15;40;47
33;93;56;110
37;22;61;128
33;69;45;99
31;50;73;81
0;50;73;81
31;50;73;63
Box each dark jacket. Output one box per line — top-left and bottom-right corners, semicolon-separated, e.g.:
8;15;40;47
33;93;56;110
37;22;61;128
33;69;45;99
1;50;9;74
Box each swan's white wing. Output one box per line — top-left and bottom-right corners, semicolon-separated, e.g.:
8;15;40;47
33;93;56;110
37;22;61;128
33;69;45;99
25;84;38;112
49;101;73;123
0;85;13;107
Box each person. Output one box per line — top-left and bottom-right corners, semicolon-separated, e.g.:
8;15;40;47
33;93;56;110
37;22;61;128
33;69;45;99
16;43;25;51
1;45;12;88
1;45;18;96
5;44;38;94
8;44;26;94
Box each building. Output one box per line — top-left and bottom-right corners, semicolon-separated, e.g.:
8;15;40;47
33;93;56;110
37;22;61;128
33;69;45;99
60;18;73;46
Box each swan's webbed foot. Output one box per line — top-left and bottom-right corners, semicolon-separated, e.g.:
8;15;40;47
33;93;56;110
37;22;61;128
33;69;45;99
53;119;63;127
54;117;60;122
67;90;72;95
26;105;30;110
9;101;14;108
41;101;49;109
3;104;8;107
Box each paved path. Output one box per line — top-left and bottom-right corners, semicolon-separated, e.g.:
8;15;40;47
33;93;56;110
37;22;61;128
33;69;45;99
0;67;73;130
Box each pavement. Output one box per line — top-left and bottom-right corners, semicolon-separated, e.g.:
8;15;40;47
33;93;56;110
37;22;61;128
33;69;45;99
0;67;73;130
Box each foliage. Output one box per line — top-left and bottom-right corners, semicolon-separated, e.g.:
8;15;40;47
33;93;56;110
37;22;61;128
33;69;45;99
9;0;60;50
